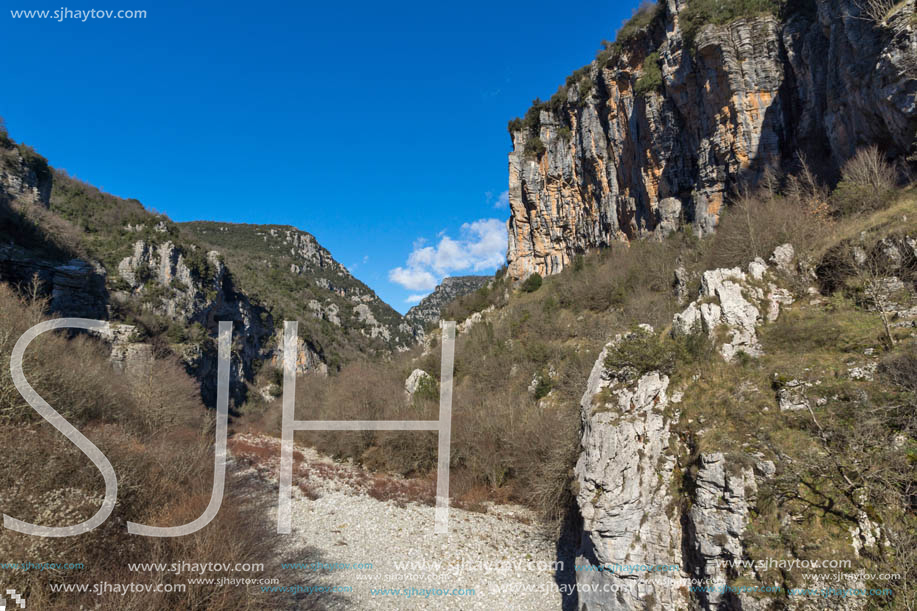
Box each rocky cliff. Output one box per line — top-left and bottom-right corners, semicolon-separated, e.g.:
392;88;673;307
0;141;109;319
404;275;491;329
506;0;917;278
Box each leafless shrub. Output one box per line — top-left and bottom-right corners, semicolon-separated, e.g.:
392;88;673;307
707;178;831;270
854;0;913;34
831;145;898;215
0;283;307;609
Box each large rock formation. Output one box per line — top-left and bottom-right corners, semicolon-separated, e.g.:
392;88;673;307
506;0;917;278
672;248;795;361
0;143;52;207
574;332;689;610
573;247;870;610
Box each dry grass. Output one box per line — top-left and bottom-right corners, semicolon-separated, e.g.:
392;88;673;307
0;284;308;609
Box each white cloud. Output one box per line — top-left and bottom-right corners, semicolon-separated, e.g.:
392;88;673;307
405;293;428;304
388;218;507;291
388;266;439;292
493;190;509;209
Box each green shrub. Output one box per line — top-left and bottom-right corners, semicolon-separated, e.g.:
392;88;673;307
596;44;621;69
604;324;712;378
557;126;572;141
533;374;553;399
523;101;542;131
604;327;678;376
546;85;568;111
16;143;51;183
521;272;543;292
634;51;663;95
412;374;439;402
508;99;547;136
617;1;662;44
183;246;217;280
579;76;595;98
680;0;782;49
0;116;11;148
524;137;546;159
597;0;663;70
565;66;592;89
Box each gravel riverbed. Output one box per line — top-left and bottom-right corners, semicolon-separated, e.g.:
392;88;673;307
231;434;570;610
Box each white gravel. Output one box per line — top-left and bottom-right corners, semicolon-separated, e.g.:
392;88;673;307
231;434;568;610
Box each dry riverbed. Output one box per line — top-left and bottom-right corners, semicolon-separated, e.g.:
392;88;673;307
229;434;572;610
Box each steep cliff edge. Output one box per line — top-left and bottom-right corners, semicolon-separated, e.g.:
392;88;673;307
506;0;917;278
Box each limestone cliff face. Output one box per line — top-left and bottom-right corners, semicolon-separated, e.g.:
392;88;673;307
0;144;52;207
114;238;278;404
506;0;917;278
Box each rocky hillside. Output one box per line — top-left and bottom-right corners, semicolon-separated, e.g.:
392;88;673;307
0;130;419;405
404;275;491;330
398;183;917;610
506;0;917;278
573;226;917;610
181;221;419;356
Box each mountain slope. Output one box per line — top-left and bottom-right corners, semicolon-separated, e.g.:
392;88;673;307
181;221;419;364
404;275;491;330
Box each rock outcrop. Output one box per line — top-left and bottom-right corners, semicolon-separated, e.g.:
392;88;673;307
181;222;420;352
0;247;109;320
683;453;762;611
574;330;689;610
114;237;299;404
673;245;795;361
506;0;917;278
572;249;879;610
0;142;52;207
0;144;108;319
404;368;433;398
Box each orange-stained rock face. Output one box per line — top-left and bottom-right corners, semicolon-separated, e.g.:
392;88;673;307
505;1;917;279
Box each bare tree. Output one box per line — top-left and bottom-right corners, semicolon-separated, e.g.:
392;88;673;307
852;243;899;346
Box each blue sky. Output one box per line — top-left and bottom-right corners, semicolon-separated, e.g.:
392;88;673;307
2;0;637;312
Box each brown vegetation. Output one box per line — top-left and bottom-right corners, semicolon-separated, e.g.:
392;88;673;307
0;284;307;610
